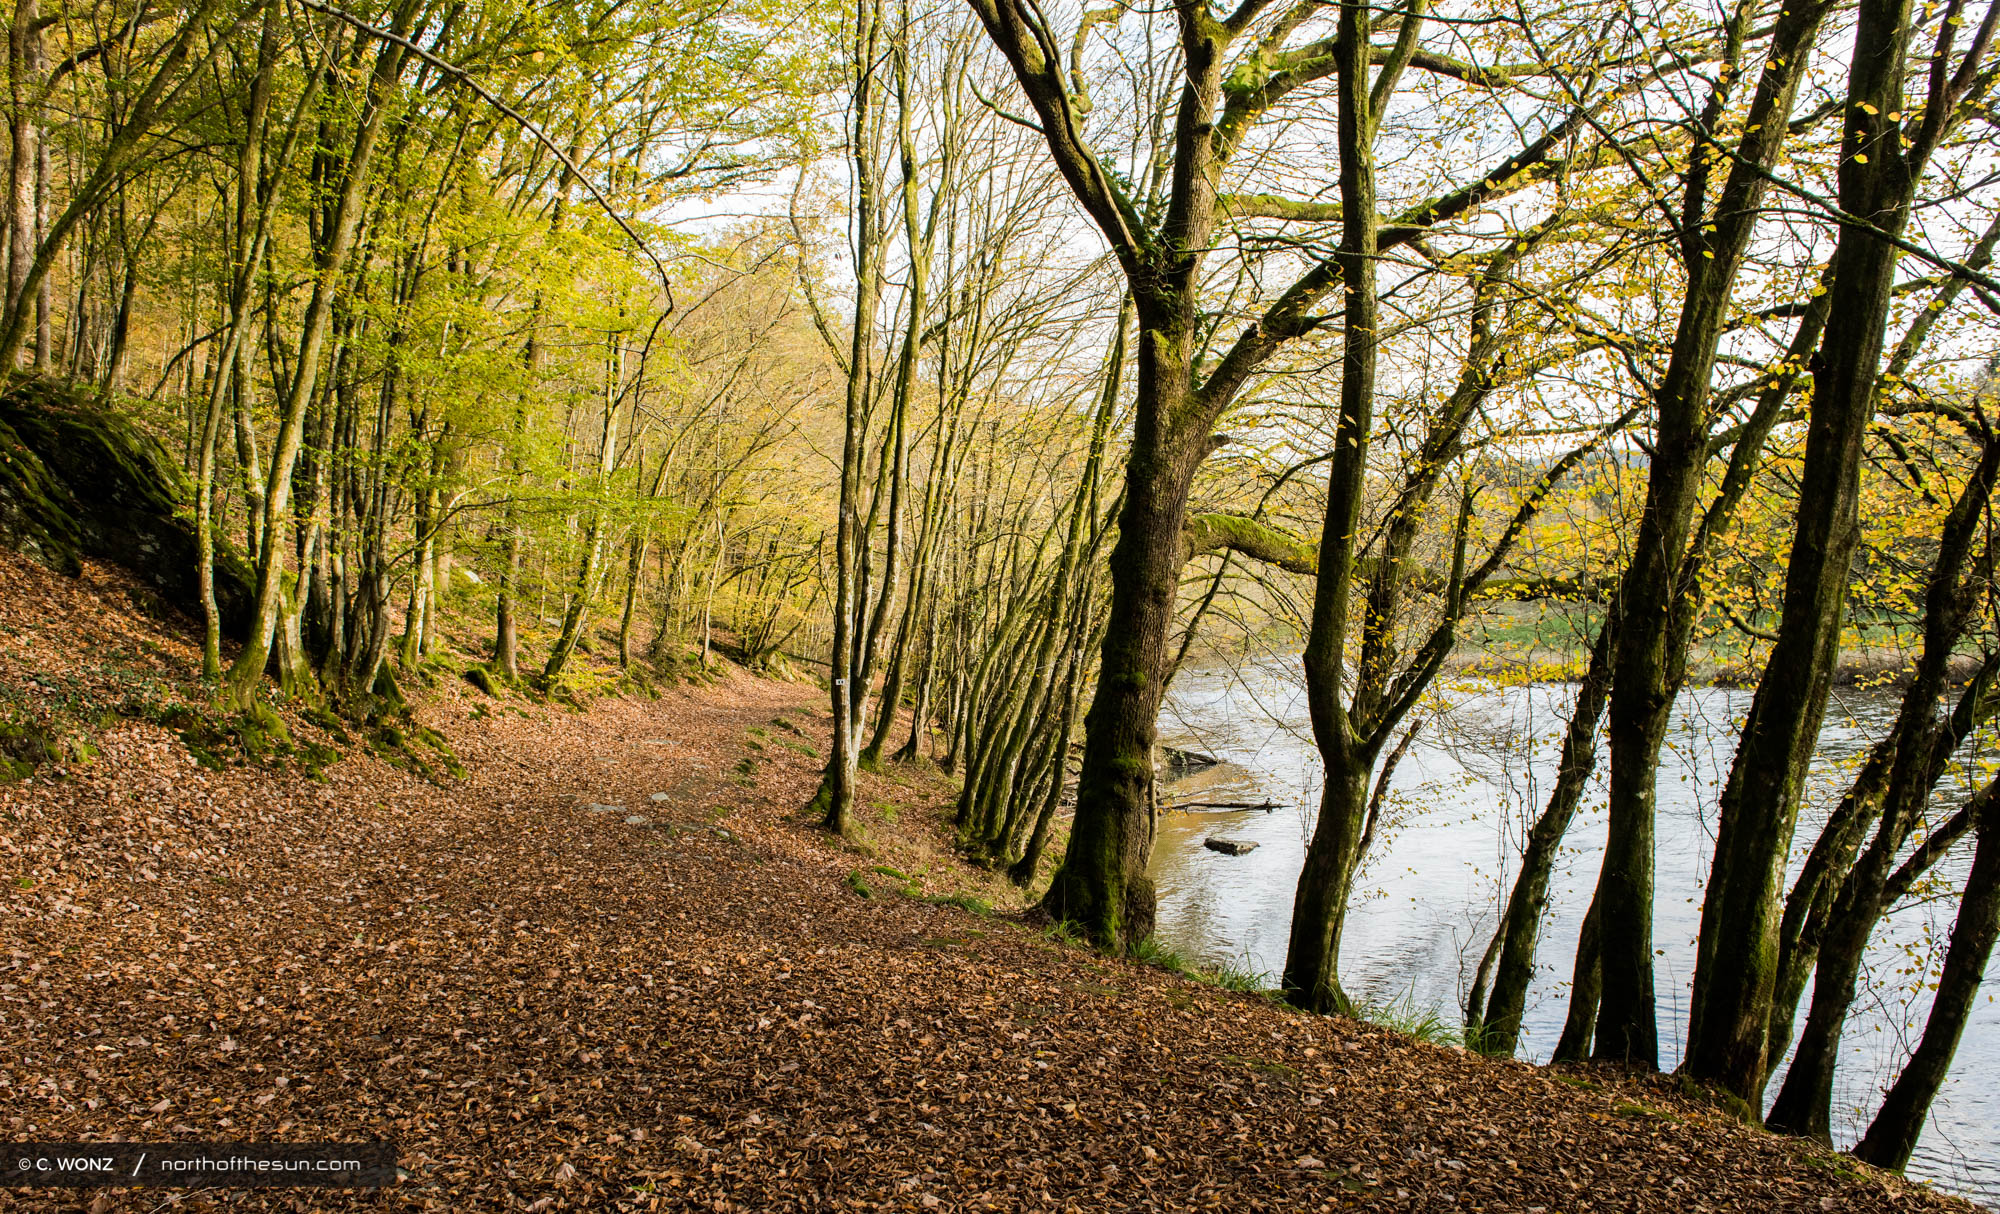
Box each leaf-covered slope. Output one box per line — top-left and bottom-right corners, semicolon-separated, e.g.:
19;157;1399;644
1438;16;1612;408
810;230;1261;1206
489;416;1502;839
0;553;1976;1213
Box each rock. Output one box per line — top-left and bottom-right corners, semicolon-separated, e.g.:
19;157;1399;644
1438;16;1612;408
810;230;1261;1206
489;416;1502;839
622;815;652;826
648;792;671;802
1204;838;1258;856
0;378;255;636
1161;746;1220;770
584;803;623;814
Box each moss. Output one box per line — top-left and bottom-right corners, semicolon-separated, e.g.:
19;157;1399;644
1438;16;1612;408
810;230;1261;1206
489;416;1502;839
368;665;409;720
1675;1073;1756;1123
0;413;84;574
302;705;352;744
1614;1101;1682;1123
369;720;464;783
0;719;57;778
297;740;340;780
912;891;993;916
463;665;502;697
234;704;293;762
411;725;466;779
0;379;255;632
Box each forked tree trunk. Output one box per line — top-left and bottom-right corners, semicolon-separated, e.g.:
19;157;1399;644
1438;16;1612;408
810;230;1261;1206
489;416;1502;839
1593;0;1831;1068
1684;0;1991;1104
224;2;415;708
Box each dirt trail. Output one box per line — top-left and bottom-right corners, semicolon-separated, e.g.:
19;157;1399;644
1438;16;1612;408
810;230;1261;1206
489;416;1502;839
0;553;1974;1212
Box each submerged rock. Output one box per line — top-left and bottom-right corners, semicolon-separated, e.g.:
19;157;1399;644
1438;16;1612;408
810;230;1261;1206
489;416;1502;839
1204;838;1258;856
1161;746;1220;770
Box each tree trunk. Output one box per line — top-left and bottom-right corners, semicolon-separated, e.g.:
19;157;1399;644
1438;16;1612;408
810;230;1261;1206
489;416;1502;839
1552;891;1603;1063
1284;760;1374;1012
1852;787;2000;1171
1037;313;1204;945
1283;0;1383;1013
1475;608;1617;1056
1593;0;1831;1068
1684;0;1929;1104
223;2;415;708
542;338;624;686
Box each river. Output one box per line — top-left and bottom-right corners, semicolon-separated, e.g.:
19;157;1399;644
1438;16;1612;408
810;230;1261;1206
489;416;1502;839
1150;654;1999;1205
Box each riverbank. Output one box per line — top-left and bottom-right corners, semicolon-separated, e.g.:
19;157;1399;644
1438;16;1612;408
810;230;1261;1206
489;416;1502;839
1452;600;1964;688
0;549;1977;1211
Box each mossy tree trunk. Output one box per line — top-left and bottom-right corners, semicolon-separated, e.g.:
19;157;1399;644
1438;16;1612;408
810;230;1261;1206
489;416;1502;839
1591;0;1831;1069
1684;0;1992;1107
225;1;415;709
1471;606;1617;1056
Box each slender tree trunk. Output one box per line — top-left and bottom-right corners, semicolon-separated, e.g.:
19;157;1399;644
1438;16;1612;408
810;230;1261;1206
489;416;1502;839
6;0;40;364
811;0;886;835
1852;787;2000;1171
1475;608;1617;1055
195;0;283;678
542;337;623;685
1283;0;1385;1013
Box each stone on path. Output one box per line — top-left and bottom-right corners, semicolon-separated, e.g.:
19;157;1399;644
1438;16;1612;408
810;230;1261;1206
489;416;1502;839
623;815;652;826
1204;838;1258;856
584;803;623;814
649;792;672;803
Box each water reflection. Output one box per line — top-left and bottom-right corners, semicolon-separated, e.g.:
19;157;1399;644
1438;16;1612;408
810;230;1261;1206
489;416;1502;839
1150;654;1999;1206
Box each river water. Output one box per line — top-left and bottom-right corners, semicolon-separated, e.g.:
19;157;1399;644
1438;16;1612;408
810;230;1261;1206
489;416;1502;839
1150;654;1999;1205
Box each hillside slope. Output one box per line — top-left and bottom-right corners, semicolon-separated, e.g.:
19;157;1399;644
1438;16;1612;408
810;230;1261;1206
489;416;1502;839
0;548;1974;1213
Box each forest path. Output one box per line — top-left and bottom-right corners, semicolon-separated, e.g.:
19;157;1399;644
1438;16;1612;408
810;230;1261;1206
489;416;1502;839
0;556;1973;1212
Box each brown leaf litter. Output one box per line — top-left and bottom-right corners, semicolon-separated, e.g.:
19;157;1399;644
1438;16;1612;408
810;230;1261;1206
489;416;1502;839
0;550;1977;1212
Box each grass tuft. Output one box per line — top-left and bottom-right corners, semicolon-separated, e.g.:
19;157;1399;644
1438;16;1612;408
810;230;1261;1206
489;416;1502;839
1132;935;1274;994
1352;990;1461;1047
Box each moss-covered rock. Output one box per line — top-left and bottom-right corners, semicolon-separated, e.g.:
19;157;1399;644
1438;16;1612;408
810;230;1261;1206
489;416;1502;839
0;411;86;572
0;376;254;637
0;719;56;781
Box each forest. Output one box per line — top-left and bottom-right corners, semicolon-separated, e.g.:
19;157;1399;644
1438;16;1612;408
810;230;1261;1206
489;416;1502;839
1;0;1998;1200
